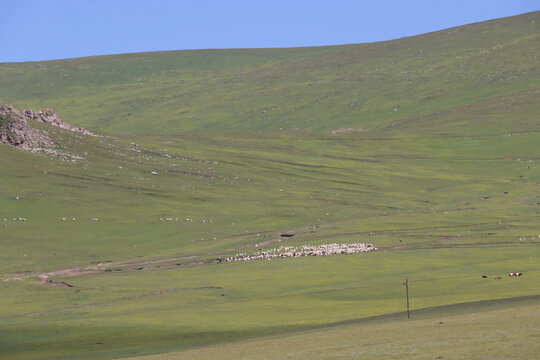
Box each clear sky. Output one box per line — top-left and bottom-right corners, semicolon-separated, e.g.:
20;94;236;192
1;0;538;62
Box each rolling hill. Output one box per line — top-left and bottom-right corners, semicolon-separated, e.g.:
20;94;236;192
0;11;538;360
0;11;538;134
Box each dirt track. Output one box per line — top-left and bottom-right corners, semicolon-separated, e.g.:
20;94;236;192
2;221;536;285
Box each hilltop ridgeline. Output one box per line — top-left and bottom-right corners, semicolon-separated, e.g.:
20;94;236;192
1;11;536;134
0;104;95;155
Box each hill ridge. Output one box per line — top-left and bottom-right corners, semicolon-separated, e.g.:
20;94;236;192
0;10;538;134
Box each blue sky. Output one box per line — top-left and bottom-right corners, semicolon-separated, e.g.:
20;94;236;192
1;0;538;62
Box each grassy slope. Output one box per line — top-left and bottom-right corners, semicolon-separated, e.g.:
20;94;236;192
123;296;540;360
0;12;538;134
0;11;539;360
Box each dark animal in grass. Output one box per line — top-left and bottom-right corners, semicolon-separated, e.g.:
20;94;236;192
482;275;488;279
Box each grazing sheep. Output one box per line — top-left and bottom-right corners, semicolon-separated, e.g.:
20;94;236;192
224;243;377;262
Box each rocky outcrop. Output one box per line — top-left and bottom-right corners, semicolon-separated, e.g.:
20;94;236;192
0;105;52;150
21;107;95;136
0;104;95;156
1;105;95;137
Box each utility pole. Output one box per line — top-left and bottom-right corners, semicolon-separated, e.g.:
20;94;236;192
403;278;410;319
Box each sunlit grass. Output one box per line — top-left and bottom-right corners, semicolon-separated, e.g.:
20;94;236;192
0;11;538;360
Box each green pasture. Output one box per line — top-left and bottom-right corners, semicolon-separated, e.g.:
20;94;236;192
0;12;538;134
0;11;539;360
1;246;539;359
122;297;540;360
1;128;538;275
0;125;537;359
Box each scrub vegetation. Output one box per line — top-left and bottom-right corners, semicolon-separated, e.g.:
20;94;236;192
0;11;538;360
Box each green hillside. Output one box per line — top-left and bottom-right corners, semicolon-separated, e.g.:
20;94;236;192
0;11;538;360
124;296;540;360
1;11;538;134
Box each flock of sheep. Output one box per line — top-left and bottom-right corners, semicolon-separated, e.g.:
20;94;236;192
223;243;376;262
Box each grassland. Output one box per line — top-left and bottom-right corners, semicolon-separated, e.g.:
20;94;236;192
0;11;539;360
1;11;538;135
123;296;540;360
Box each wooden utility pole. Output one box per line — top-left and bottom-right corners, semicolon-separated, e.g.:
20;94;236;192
404;278;410;319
